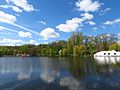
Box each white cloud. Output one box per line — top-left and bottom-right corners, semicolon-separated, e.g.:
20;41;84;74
56;13;94;32
87;21;96;25
99;8;111;15
0;5;22;12
100;26;106;29
0;25;18;33
0;11;16;24
27;40;39;45
11;6;23;12
0;11;39;35
0;38;25;46
18;31;32;38
0;25;34;38
56;18;83;32
103;18;120;25
6;0;35;12
93;27;98;30
0;38;39;46
76;0;101;12
40;27;60;40
81;13;94;20
0;26;5;31
38;21;46;25
13;24;39;35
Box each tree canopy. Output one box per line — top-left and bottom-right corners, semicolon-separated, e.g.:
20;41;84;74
0;32;119;57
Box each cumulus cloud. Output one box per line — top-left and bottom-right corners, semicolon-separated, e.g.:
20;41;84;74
5;0;35;12
87;21;96;25
40;27;60;40
56;18;83;32
103;18;120;25
56;13;94;32
81;13;94;20
56;0;100;33
76;0;101;12
0;38;40;46
0;38;25;46
0;5;22;12
27;40;39;45
0;11;16;24
18;31;32;38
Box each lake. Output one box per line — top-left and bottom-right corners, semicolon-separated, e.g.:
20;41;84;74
0;57;120;90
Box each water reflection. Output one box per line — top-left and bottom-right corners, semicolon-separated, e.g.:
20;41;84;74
68;57;96;79
40;57;60;83
0;57;120;90
94;56;120;64
65;56;120;90
0;57;62;82
0;57;33;80
60;76;84;90
67;56;120;78
17;58;32;80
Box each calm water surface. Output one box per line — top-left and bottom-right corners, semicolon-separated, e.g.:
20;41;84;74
0;57;120;90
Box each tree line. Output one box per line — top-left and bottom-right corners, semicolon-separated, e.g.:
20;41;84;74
0;32;120;57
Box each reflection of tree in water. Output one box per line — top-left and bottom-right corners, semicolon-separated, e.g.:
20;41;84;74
66;57;120;89
68;57;96;79
94;57;120;77
68;56;120;79
95;62;120;77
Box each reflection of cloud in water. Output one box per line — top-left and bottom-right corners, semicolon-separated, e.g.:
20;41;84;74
0;57;32;80
17;59;32;80
40;71;59;83
60;76;84;90
94;57;120;64
40;58;60;83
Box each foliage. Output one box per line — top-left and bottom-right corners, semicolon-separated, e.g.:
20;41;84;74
109;43;120;51
0;32;119;57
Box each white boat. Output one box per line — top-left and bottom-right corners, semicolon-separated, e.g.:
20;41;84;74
94;56;120;64
94;50;120;64
94;50;120;57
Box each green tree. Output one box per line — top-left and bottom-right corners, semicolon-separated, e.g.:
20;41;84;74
109;43;120;51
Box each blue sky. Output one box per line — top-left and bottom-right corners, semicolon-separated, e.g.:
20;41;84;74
0;0;120;46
